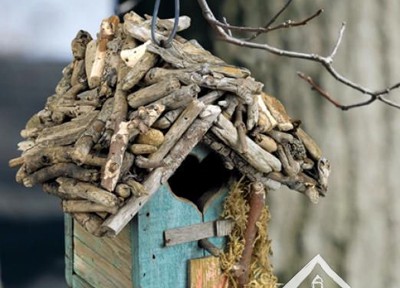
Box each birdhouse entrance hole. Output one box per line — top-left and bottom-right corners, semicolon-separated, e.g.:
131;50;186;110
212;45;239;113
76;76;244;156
168;151;231;210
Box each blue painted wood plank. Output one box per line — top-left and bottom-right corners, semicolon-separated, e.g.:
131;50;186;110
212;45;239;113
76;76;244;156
202;183;230;256
72;274;94;288
132;185;204;288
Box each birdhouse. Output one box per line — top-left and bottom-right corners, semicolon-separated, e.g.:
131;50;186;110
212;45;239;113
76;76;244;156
64;144;235;288
10;11;330;288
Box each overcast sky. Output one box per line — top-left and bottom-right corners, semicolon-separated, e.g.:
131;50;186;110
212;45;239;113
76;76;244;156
2;0;113;61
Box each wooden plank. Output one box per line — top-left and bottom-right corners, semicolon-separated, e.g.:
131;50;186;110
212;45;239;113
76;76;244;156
189;256;228;288
74;237;132;288
164;220;233;247
65;214;74;287
74;221;132;277
72;274;94;288
132;185;204;288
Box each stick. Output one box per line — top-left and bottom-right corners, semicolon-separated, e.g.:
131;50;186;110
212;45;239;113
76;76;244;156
234;182;266;287
147;100;205;165
127;78;180;108
22;163;99;187
72;98;114;164
62;200;118;214
211;114;281;173
89;16;120;88
57;177;119;208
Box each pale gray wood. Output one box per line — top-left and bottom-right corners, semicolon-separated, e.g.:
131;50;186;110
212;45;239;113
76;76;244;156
211;114;281;173
164;220;234;247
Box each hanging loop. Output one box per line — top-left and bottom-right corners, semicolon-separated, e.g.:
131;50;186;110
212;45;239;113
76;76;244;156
151;0;180;47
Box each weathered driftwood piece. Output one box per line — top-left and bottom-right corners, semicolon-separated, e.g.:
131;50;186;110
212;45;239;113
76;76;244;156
127;78;180;108
152;108;183;129
211;114;281;173
234;182;266;287
129;144;158;155
102;105;221;236
71;60;86;86
73;212;105;237
72;98;114;164
115;184;132;198
124;12;191;43
147;100;205;166
71;30;92;60
234;103;248;154
202;133;281;190
55;63;73;96
152;84;201;110
89;16;120;88
120;40;149;68
254;133;278;153
42;181;79;200
122;50;158;91
8;157;24;168
35;111;98;147
262;92;293;131
277;144;301;177
147;40;224;68
62;200;118;214
246;96;259;131
22;163;99;188
57;177;119;208
101;104;164;191
295;128;322;160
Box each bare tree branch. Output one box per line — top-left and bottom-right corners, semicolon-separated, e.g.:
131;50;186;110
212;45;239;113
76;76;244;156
197;0;400;110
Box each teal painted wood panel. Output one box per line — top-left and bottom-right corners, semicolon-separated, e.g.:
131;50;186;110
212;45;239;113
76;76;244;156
65;214;73;288
203;183;230;256
131;185;204;288
72;275;93;288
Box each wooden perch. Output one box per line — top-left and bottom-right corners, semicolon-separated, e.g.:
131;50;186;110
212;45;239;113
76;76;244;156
234;182;266;287
57;177;119;208
211;114;281;173
102;105;221;236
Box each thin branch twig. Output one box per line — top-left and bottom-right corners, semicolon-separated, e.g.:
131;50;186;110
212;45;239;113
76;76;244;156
197;0;400;110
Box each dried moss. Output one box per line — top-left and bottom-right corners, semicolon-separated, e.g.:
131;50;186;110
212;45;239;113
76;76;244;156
220;179;277;288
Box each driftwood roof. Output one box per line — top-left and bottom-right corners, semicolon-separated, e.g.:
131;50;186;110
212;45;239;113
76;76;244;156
10;12;330;237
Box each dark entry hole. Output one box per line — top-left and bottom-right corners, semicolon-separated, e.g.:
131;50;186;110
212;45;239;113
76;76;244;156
168;151;231;209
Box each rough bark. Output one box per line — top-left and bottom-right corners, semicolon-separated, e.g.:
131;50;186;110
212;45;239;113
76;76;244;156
217;1;400;287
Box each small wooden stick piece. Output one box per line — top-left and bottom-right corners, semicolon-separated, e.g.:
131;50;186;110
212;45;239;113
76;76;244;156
234;182;266;287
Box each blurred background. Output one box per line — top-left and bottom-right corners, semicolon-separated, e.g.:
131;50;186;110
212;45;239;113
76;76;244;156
1;0;400;287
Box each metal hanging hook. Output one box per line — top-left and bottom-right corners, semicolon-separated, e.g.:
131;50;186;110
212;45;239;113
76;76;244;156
151;0;180;48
